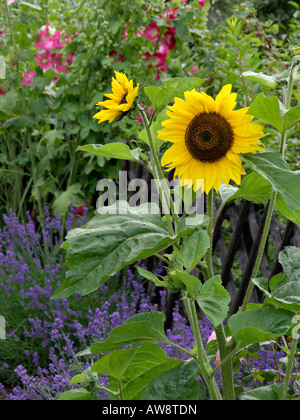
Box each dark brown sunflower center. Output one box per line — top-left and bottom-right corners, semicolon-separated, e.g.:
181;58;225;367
119;93;128;105
185;112;234;163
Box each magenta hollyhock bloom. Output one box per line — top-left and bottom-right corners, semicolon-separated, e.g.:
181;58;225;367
35;36;54;51
67;53;75;66
38;22;50;37
35;51;54;70
21;70;36;86
144;22;160;41
198;0;205;6
162;27;176;50
189;66;199;75
53;54;67;73
0;87;5;96
161;6;179;24
50;31;65;49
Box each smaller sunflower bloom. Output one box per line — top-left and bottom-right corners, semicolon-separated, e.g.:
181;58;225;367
93;71;139;124
296;45;300;54
158;85;265;194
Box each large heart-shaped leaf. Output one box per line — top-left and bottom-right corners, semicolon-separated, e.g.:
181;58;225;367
228;307;294;349
51;202;178;299
248;93;300;133
92;342;184;400
141;358;201;400
253;246;300;312
144;77;205;112
90;312;169;354
243;152;300;210
225;171;300;226
240;384;285;401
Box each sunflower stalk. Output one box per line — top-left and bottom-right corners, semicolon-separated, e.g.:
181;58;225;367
206;189;236;400
137;104;180;235
183;292;222;400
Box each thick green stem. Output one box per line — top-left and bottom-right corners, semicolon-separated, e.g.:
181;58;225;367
205;189;214;278
138;105;180;234
183;292;222;400
204;188;235;399
281;337;298;400
240;190;277;311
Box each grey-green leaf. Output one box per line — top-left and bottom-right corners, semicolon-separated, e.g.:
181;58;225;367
228;307;294;348
141;358;201;400
77;143;139;162
176;228;210;272
243;152;300;210
92;342;184;400
253;246;300;312
144;77;206;112
51;201;177;299
90;311;169;354
196;275;231;326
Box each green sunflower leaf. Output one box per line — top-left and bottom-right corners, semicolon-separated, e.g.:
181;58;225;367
91;342;184;400
243;152;300;210
76;143;139;162
241;71;277;89
51;201;178;299
90;311;169;353
248;93;300;132
141;358;201;400
252;246;300;313
144;77;206;112
228;307;294;349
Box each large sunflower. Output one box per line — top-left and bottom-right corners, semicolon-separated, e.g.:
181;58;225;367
93;71;139;124
158;85;264;194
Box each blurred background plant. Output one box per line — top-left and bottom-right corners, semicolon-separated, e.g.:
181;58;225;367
1;0;299;222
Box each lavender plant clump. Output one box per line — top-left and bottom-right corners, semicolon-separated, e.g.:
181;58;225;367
0;207;297;400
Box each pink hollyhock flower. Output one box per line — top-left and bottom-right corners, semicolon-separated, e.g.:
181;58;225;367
67;53;75;66
53;53;67;73
162;27;176;50
38;22;50;37
198;0;205;6
145;44;168;74
208;332;240;366
0;87;5;96
51;31;65;49
7;0;15;5
35;36;54;50
189;66;199;75
122;28;128;40
144;22;160;41
21;70;36;86
108;51;124;63
35;51;54;70
161;7;179;24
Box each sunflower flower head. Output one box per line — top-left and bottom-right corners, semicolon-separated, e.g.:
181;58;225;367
93;71;139;124
158;85;265;194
